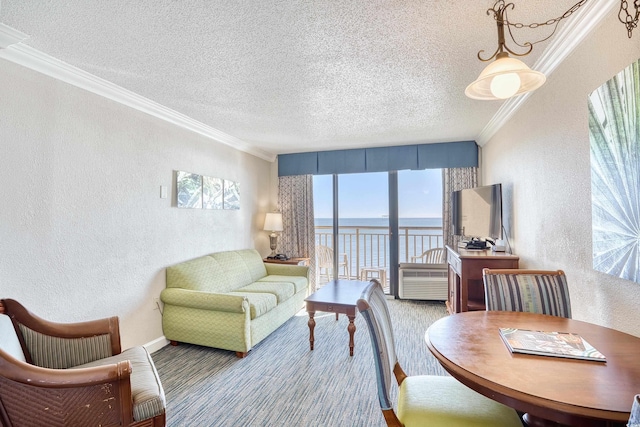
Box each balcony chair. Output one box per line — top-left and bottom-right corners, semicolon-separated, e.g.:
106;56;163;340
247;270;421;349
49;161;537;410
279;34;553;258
316;244;350;282
409;247;445;264
0;299;166;427
356;279;522;427
482;268;572;318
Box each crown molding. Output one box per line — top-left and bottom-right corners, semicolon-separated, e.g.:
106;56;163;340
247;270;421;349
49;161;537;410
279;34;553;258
0;32;276;162
0;23;28;48
476;0;619;147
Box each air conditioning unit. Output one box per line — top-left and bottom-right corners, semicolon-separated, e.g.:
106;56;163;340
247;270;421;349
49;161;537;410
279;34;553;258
399;263;448;301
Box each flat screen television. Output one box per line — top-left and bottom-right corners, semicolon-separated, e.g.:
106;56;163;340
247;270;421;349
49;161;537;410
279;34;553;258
452;183;503;240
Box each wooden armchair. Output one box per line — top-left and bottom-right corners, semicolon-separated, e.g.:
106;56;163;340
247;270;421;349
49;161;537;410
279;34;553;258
0;299;165;427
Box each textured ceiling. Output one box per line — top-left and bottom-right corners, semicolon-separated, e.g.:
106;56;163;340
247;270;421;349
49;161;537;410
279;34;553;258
0;1;601;158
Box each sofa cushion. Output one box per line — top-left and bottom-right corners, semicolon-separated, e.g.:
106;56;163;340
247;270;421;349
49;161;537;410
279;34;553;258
0;314;26;362
211;251;253;290
237;282;295;303
228;292;277;319
73;346;165;422
258;275;308;294
166;256;226;292
235;249;268;281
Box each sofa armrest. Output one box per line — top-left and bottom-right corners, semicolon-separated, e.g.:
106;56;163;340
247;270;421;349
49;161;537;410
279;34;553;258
264;263;310;279
160;288;249;313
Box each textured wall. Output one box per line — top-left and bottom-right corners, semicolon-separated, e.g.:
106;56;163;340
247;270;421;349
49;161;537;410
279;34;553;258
482;11;640;335
0;60;272;349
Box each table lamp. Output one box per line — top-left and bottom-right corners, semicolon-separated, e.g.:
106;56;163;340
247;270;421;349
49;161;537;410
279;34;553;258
263;212;283;257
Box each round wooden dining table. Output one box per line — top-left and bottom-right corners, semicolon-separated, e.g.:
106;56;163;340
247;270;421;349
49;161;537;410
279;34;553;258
425;311;640;427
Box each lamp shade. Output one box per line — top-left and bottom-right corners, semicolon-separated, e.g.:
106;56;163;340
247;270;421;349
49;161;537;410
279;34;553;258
263;212;283;232
465;54;546;100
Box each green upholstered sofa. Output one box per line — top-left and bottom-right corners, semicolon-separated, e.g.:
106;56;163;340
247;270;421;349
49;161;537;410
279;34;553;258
160;249;310;357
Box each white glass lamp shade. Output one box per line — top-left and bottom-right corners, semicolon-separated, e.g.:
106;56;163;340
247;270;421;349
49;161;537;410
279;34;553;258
263;212;283;232
465;55;546;100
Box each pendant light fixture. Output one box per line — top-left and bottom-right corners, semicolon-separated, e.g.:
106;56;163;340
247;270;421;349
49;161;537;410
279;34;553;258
465;2;546;101
467;0;637;101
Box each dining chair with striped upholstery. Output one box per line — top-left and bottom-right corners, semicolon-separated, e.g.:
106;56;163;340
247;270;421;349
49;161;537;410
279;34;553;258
482;269;572;318
357;279;523;427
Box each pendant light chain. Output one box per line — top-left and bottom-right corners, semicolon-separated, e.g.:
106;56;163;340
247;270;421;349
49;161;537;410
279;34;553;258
503;0;588;29
619;0;640;37
495;0;638;40
491;0;589;50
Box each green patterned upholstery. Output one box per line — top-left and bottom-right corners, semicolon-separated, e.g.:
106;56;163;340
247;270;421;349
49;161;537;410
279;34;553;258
237;282;295;303
73;346;166;422
228;291;278;319
236;249;269;280
210;251;254;289
483;269;572;318
166;255;226;292
161;249;309;354
258;275;308;293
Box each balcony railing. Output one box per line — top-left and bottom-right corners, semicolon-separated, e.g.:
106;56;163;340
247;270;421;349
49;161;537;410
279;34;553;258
315;224;444;281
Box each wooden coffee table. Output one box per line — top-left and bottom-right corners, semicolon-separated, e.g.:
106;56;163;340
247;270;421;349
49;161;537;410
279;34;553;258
304;279;371;356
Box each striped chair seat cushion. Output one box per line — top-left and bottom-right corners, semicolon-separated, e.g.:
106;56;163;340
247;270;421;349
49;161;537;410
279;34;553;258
484;273;572;318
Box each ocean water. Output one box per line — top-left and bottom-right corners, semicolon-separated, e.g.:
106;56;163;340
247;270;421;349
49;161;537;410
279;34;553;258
315;217;442;228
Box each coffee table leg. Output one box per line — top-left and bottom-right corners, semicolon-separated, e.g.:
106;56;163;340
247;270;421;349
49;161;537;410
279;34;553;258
308;310;316;351
347;314;356;356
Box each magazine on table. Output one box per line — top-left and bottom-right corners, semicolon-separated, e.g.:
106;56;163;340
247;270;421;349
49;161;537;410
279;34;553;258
498;328;606;362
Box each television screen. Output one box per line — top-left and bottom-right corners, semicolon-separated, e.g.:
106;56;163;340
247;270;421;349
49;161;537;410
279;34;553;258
452;184;502;239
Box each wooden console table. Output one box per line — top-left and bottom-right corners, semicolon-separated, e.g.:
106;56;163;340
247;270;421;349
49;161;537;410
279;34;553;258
446;245;519;313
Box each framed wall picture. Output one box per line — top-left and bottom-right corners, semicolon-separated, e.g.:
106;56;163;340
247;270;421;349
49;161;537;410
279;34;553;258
176;171;202;209
589;57;640;283
223;180;240;210
203;176;223;209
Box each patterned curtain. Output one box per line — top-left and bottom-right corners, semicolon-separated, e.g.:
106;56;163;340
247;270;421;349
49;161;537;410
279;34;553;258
278;175;317;291
442;167;478;248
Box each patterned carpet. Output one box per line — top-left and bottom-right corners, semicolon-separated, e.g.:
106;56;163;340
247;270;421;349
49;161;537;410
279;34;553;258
152;299;449;427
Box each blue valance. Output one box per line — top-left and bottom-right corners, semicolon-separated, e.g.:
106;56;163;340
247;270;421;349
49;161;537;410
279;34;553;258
277;141;478;176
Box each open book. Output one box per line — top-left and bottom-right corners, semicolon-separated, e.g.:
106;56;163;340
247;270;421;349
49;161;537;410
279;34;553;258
499;328;606;362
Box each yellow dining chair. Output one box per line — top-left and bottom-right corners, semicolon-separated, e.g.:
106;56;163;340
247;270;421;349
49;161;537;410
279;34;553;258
482;268;572;318
357;279;522;427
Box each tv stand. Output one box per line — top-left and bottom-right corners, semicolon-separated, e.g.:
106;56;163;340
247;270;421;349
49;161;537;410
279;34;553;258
445;245;519;313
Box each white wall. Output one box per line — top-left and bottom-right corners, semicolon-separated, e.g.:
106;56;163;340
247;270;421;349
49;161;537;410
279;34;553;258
0;60;273;349
482;11;640;335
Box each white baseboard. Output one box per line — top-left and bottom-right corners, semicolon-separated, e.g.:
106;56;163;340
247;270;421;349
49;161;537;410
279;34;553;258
144;336;170;354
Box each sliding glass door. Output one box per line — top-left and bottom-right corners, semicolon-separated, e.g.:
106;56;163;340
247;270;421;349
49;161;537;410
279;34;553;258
398;169;444;262
313;169;442;296
338;172;390;292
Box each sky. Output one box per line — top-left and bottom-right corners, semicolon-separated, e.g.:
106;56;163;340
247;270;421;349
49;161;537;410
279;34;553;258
313;169;443;218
